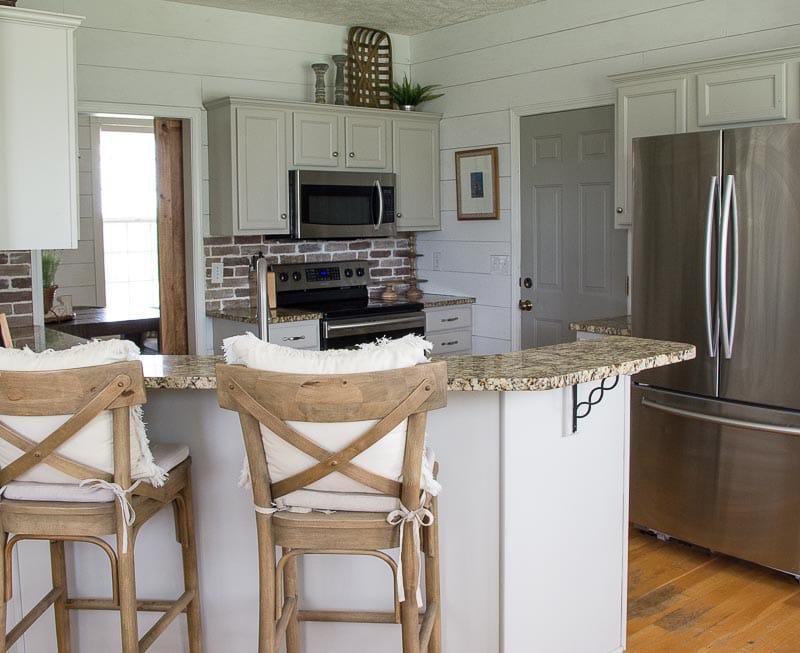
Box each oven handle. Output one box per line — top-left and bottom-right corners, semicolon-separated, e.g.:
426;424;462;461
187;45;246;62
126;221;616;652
323;314;424;337
374;179;384;230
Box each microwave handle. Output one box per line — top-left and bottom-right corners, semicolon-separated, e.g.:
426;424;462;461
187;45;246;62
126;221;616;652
374;179;384;230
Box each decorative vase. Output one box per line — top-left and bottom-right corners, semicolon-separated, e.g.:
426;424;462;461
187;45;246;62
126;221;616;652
332;54;347;105
401;104;415;111
312;63;328;103
43;285;57;314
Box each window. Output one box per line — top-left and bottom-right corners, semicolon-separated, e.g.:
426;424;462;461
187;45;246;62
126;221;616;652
97;119;159;311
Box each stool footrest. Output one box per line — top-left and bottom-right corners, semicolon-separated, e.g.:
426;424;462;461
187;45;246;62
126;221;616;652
299;609;400;624
6;587;62;648
419;599;439;649
66;598;188;612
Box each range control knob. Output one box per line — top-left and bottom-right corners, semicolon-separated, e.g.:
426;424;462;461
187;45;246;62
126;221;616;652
292;271;302;281
344;268;353;278
356;267;365;277
279;272;289;282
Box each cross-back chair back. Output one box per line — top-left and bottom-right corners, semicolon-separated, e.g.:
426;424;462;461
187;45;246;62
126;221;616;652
0;315;12;349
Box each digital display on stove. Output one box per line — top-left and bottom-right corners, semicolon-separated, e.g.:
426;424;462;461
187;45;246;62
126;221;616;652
305;267;341;282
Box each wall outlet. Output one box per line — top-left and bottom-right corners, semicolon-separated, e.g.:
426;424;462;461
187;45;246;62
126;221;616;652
490;255;510;276
432;251;442;271
211;262;224;284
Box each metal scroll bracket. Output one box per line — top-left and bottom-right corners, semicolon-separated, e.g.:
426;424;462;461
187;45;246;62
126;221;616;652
572;376;620;433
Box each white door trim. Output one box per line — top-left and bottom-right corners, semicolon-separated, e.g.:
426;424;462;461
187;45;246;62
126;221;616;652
509;93;615;350
77;100;207;354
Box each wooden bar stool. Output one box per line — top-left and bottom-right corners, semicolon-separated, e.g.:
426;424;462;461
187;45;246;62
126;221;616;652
0;360;202;651
216;360;447;653
0;315;12;348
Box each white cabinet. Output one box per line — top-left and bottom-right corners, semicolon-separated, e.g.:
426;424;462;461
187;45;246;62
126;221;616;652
393;119;441;231
267;320;319;349
207;99;290;236
613;78;687;228
696;62;787;126
0;8;82;250
425;304;472;356
293;111;390;170
210;317;319;354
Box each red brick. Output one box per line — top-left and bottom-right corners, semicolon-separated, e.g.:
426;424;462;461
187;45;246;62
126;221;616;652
11;277;32;289
0;291;32;303
0;265;32;277
233;235;262;245
348;241;370;250
9;252;31;264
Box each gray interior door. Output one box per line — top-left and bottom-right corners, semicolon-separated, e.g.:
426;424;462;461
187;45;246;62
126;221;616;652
519;106;627;348
719;125;800;411
632;131;721;396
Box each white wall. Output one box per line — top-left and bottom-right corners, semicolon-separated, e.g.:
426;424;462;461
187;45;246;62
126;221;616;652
410;0;800;353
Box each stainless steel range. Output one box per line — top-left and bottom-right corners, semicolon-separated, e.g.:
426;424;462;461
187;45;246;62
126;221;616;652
271;260;425;350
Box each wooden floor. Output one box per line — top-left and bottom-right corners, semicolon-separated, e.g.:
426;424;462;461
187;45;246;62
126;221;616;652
627;529;800;652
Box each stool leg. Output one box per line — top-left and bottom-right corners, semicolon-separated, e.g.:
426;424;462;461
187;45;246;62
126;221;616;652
282;549;300;653
50;540;71;652
117;531;139;653
400;525;421;653
255;514;278;653
0;530;7;653
179;471;203;652
424;496;441;653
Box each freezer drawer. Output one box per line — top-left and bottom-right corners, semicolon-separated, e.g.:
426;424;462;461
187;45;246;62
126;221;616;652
631;385;800;575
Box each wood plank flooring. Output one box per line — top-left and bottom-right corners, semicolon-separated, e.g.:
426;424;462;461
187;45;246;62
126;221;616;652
627;529;800;652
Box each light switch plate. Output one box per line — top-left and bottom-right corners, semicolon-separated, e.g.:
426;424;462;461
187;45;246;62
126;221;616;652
211;262;224;284
490;255;509;275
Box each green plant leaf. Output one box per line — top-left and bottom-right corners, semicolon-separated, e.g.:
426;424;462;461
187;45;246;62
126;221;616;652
389;74;444;107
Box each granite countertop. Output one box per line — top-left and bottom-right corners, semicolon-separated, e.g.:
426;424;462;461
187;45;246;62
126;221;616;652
569;315;632;337
420;294;476;308
206;307;322;324
141;336;694;391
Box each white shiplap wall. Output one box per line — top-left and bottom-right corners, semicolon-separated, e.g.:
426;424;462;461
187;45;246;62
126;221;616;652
410;0;800;353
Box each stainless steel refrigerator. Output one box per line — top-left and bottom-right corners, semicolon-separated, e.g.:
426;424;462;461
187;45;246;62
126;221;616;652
630;125;800;576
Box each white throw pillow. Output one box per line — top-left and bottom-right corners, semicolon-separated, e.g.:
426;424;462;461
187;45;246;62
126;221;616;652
223;333;440;498
0;339;165;486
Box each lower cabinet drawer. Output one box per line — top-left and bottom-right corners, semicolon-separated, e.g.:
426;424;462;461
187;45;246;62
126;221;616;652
425;305;472;333
428;328;472;356
267;320;320;349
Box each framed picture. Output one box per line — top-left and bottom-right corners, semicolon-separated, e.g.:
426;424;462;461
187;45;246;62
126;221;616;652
455;147;499;220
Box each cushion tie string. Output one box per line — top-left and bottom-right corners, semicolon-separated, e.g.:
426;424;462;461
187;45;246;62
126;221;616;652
386;491;434;606
79;479;142;553
254;503;311;515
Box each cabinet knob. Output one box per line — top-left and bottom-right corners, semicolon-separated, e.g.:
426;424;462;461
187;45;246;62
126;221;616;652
280;213;287;220
349;152;355;158
396;212;402;218
332;151;339;157
616;206;624;214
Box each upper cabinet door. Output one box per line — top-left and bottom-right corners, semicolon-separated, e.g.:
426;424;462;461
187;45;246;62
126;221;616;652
393;119;441;232
0;8;82;250
697;62;787;127
615;77;687;228
293;111;340;167
344;115;391;169
236;107;288;233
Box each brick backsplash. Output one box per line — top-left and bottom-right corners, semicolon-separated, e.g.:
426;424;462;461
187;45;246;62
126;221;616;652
0;250;34;331
204;236;411;311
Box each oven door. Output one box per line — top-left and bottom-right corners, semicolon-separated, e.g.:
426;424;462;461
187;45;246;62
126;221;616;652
290;170;396;239
321;313;425;350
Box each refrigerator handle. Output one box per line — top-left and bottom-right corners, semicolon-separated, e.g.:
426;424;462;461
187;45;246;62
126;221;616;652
719;174;735;359
703;176;718;358
728;176;740;356
641;397;800;437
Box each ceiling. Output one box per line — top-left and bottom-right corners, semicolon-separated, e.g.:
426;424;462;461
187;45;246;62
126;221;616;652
166;0;545;35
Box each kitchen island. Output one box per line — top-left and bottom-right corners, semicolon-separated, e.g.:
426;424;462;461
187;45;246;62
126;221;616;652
9;337;693;653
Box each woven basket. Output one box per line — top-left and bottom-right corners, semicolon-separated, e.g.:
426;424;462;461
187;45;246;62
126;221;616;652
347;26;393;109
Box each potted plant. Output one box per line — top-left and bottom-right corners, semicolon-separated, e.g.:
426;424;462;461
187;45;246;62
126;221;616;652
41;250;61;314
389;75;444;111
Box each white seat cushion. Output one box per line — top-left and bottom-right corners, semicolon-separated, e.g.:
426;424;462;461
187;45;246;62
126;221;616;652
2;443;190;503
274;447;439;513
0;339;165;487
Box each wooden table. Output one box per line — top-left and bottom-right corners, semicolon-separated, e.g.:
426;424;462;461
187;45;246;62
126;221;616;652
48;307;160;350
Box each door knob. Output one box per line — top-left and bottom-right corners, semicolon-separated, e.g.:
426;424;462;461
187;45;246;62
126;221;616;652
518;299;533;311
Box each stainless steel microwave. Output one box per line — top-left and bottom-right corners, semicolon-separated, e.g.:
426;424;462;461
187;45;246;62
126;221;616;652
289;170;397;239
